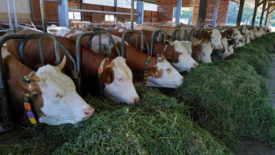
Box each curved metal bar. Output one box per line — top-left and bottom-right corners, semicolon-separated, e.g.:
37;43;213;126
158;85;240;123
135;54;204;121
188;29;198;41
18;33;79;92
150;29;168;55
121;30;150;57
0;34;26;124
171;28;187;41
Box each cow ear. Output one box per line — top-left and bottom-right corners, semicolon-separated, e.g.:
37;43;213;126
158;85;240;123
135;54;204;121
157;54;165;62
99;68;114;84
8;80;32;95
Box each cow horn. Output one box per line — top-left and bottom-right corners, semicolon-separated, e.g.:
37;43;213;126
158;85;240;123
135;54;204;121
221;29;227;33
57;56;66;71
165;40;174;46
24;76;41;82
211;42;214;45
227;39;231;41
106;62;115;68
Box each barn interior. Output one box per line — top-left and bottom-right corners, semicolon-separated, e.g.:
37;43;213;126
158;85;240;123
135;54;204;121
1;0;275;155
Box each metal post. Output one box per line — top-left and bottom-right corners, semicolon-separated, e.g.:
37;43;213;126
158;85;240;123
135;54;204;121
40;0;47;32
197;0;208;29
6;0;13;30
265;3;270;25
175;0;182;24
212;0;220;26
58;0;69;28
30;0;35;22
236;0;245;27
251;0;260;26
12;0;18;29
114;0;117;24
131;0;134;29
260;0;267;26
136;1;144;24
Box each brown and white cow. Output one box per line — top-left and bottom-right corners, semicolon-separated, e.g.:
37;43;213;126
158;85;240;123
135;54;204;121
7;28;140;104
190;36;214;63
1;48;94;125
62;30;183;88
108;30;198;72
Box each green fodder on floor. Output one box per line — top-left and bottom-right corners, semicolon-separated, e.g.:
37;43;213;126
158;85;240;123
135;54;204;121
0;87;230;155
171;33;275;148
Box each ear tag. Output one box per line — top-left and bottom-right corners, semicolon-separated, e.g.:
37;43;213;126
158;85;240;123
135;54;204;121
98;67;103;78
205;39;207;41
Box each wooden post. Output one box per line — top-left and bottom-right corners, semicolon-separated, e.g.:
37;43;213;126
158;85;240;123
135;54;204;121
251;0;260;26
212;0;220;26
260;0;267;26
236;0;245;27
265;2;270;26
197;0;208;29
80;0;84;21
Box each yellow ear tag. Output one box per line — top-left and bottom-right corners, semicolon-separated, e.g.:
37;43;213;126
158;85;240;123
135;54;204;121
205;39;207;41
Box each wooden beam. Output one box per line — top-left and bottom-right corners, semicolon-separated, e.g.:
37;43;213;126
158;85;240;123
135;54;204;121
251;0;260;26
197;0;208;29
265;2;270;25
44;0;61;4
260;0;267;25
236;0;245;27
212;0;220;26
269;8;275;14
258;0;267;7
80;0;84;20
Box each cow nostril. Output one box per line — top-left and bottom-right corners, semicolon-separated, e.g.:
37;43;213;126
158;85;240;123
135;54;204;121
84;108;94;118
194;63;198;68
134;97;140;103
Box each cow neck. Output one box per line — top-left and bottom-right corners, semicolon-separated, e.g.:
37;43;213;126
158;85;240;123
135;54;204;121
191;44;201;60
115;42;157;71
4;55;45;123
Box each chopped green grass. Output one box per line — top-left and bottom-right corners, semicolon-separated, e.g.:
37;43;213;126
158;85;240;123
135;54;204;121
0;88;230;154
170;33;275;148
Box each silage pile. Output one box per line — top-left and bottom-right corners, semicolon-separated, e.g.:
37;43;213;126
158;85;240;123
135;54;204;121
172;33;275;148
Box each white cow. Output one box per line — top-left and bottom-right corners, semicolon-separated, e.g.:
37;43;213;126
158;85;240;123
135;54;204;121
211;29;224;50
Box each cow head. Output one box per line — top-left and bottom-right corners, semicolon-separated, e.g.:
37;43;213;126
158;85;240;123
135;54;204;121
234;39;243;49
211;29;223;50
146;54;183;88
228;45;234;55
9;57;94;125
242;26;249;33
221;38;229;58
249;30;255;40
102;57;140;104
180;41;193;55
165;40;198;72
198;41;214;63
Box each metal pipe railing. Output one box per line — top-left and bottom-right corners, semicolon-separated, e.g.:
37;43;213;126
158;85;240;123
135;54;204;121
6;0;13;30
68;8;140;16
12;0;17;29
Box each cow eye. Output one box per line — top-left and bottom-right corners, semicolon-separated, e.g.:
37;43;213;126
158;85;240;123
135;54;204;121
179;52;183;55
55;94;63;99
166;68;171;73
118;78;124;82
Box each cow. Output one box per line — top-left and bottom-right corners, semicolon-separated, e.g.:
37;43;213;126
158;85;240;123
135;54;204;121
107;30;198;72
248;30;255;40
253;27;262;37
7;28;140;104
1;48;94;125
227;45;234;56
190;36;214;63
233;39;243;49
180;41;193;55
62;30;184;88
199;29;224;50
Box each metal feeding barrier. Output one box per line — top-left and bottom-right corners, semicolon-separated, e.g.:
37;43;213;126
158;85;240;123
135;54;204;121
121;30;151;57
188;29;198;41
78;31;121;94
0;34;26;126
70;23;124;31
171;28;187;41
150;29;168;54
18;33;80;93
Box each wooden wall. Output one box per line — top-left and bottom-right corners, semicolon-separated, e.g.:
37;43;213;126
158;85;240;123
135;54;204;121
31;0;158;24
157;0;200;24
206;0;229;26
157;0;229;25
